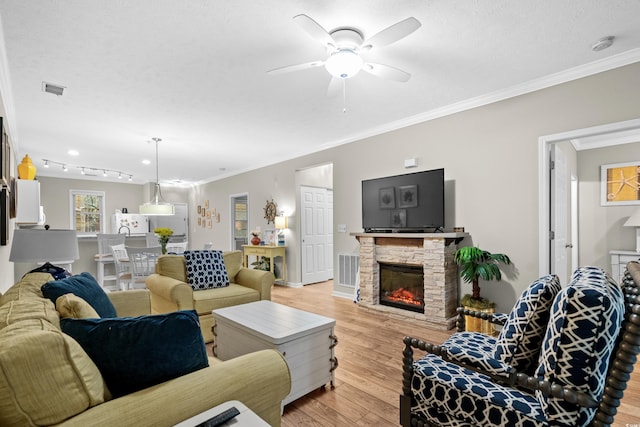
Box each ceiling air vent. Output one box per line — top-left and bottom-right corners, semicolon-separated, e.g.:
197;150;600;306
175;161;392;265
42;82;65;96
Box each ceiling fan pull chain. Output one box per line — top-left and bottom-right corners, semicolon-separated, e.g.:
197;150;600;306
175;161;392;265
343;79;347;114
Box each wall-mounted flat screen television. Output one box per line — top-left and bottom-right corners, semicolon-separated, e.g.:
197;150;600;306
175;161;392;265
361;168;444;232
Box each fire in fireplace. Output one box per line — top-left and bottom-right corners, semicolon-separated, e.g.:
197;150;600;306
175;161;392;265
379;263;424;313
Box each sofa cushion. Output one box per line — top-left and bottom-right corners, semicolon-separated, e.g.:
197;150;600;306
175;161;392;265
184;250;230;290
0;319;109;426
192;283;260;314
42;272;117;318
61;310;209;397
0;272;54;305
0;298;60;331
155;254;188;282
56;293;100;319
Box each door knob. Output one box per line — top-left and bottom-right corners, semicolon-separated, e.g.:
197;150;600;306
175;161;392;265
565;244;573;248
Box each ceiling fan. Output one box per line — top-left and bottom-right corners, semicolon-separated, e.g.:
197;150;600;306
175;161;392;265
268;14;421;87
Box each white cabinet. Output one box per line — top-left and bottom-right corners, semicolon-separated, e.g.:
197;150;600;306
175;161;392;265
16;180;44;225
610;250;640;283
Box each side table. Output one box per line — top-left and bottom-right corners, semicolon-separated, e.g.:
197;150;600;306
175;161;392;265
610;249;640;284
173;400;269;427
242;244;286;284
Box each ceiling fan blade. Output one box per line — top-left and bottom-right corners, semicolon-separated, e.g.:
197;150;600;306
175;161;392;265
293;14;336;49
360;17;421;51
267;60;325;75
363;63;411;82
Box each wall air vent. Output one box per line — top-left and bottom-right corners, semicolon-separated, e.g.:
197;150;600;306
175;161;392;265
42;82;65;96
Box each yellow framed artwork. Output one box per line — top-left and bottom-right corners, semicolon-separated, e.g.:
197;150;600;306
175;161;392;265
601;162;640;206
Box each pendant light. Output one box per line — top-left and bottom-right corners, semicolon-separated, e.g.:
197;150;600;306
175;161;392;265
139;137;175;215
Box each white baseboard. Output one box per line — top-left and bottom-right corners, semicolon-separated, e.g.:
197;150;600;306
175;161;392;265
331;291;354;300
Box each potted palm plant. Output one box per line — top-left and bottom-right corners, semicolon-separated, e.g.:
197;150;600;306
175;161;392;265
454;246;511;334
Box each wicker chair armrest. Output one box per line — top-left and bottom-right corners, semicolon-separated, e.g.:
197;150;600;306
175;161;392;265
512;373;598;408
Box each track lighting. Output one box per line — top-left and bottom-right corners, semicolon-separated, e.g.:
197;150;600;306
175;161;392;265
41;159;133;182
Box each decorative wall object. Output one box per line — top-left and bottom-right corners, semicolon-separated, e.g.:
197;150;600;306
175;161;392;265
601;162;640;206
398;184;418;208
1;187;8;246
1;118;9;188
379;187;395;208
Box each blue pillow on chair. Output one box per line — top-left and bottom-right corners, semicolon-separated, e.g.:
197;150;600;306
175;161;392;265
183;250;230;290
41;272;117;318
61;310;209;397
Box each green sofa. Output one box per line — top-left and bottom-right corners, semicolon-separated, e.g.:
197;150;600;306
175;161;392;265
0;272;291;427
146;251;274;342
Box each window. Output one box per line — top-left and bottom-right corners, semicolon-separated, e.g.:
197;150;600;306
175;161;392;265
70;190;105;235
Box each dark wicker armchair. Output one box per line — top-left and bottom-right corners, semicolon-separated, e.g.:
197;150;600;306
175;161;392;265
401;263;640;427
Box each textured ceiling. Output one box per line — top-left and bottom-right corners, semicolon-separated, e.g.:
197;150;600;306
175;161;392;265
0;0;639;185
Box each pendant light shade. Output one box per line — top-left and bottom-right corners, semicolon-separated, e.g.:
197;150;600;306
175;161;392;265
139;138;175;216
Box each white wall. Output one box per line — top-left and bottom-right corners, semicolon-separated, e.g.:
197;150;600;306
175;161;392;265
189;62;640;313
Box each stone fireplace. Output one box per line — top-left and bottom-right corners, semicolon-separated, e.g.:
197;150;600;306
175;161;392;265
352;232;466;330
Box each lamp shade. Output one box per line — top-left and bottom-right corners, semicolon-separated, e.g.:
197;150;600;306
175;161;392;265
139;201;175;215
10;229;80;263
275;215;288;230
140;138;174;216
623;209;640;227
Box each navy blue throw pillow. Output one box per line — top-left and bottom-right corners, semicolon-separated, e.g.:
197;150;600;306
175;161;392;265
41;272;117;318
61;310;209;397
183;250;230;290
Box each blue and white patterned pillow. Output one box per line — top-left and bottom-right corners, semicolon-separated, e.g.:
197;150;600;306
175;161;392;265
493;274;561;374
183;250;230;290
535;266;624;427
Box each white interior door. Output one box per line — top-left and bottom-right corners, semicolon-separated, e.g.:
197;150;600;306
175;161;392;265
300;186;332;285
550;144;576;284
230;194;248;251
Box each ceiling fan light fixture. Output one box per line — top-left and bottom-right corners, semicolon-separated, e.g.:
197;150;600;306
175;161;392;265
325;49;363;79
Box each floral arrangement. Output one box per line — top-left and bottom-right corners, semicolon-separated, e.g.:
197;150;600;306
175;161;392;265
154;227;173;254
250;229;261;238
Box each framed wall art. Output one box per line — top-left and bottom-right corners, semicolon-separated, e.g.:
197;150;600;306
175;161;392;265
398;184;418;208
379;187;395;209
0;118;9;188
601;161;640;206
1;187;8;246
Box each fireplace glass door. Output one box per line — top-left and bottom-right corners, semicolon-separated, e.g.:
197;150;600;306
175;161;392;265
379;263;424;313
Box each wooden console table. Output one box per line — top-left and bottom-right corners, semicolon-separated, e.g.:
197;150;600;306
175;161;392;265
242;244;286;284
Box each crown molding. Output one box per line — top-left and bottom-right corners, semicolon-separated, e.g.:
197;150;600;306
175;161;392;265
322;48;640;151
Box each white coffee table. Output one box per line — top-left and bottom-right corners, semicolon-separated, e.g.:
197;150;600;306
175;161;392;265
173;400;268;426
212;300;338;406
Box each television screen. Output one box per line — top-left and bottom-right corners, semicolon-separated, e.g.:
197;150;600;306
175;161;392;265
361;168;444;232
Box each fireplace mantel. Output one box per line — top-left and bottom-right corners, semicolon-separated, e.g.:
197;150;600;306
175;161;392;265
351;232;468;330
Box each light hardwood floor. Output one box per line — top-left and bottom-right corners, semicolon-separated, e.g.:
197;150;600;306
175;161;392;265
262;280;640;427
